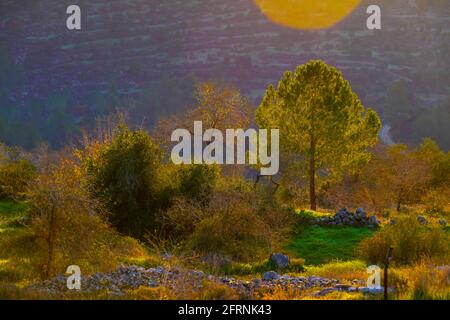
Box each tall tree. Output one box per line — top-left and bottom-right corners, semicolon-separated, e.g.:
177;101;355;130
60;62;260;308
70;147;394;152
256;60;381;210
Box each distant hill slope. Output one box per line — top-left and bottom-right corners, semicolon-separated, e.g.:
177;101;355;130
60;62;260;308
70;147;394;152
0;0;449;148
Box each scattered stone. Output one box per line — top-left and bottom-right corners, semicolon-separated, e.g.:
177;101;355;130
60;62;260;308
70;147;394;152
334;284;352;291
356;208;367;219
439;219;447;226
270;253;290;269
262;271;280;281
28;265;396;298
369;215;380;226
417;215;428;224
360;287;387;294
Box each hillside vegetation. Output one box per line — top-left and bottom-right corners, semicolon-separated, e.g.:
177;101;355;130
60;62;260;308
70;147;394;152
0;61;448;300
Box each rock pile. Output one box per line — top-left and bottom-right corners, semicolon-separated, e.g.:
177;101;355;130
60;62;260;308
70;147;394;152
319;208;380;228
30;265;378;298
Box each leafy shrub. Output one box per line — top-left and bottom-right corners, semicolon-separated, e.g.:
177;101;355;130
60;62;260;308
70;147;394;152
357;216;450;266
176;164;220;202
84;123;167;238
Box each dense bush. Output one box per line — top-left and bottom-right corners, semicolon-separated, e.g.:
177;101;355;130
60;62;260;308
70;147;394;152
84;123;167;238
176;164;220;202
357;216;449;266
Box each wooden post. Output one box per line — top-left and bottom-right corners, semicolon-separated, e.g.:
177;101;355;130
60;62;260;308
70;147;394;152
384;247;393;300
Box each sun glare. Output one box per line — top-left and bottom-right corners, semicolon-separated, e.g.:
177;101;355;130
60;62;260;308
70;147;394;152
253;0;362;29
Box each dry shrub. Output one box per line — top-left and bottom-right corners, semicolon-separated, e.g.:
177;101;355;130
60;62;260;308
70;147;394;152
0;283;52;300
162;178;295;263
0;159;36;200
126;286;176;300
127;280;240;300
161;197;209;239
195;281;241;300
390;262;450;300
189;191;273;262
260;284;303;300
0;152;148;280
422;187;450;217
357;215;449;266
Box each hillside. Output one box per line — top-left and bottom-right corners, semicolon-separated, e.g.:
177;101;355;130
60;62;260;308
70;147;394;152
0;0;449;148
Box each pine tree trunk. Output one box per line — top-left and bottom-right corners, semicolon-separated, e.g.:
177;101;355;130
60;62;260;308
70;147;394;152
309;139;317;210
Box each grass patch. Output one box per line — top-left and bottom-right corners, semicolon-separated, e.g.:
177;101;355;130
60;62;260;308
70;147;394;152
286;226;375;265
0;201;28;218
218;258;305;276
0;200;28;233
304;260;367;279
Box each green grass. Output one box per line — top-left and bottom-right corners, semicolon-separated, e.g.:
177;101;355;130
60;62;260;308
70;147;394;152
286;226;375;265
217;258;305;276
0;201;28;218
0;200;28;233
304;260;367;278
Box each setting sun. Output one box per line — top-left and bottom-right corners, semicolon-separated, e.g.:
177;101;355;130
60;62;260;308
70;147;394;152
253;0;362;29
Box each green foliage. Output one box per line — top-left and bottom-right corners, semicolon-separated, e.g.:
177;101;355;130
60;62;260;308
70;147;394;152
84;123;166;238
176;164;220;202
358;216;450;266
286;225;375;265
256;60;381;209
0;200;28;219
0;200;29;235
